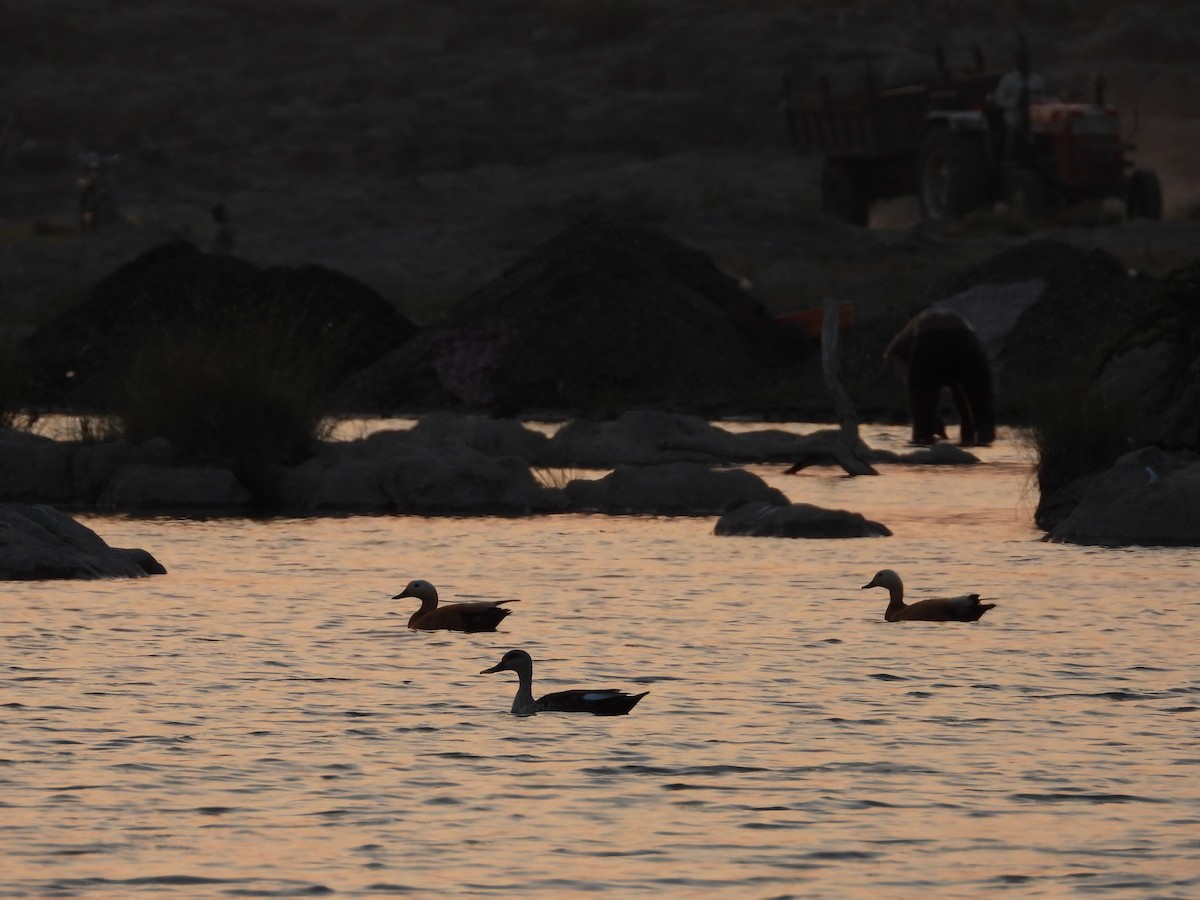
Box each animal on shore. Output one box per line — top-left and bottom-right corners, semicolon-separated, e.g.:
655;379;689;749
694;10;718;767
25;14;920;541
480;649;648;716
394;579;517;632
861;569;995;622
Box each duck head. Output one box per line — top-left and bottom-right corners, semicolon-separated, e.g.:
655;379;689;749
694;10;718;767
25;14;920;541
862;569;903;595
481;649;532;676
393;579;438;604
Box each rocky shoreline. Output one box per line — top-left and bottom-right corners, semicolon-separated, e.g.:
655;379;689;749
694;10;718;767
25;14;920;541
6;1;1200;561
0;411;975;516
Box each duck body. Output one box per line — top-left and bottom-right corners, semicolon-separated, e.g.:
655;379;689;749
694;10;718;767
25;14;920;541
862;569;995;622
394;579;517;633
481;649;648;716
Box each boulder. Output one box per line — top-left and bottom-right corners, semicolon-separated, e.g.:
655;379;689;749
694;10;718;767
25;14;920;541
546;411;744;466
0;503;165;579
564;462;787;515
338;214;811;415
0;429;75;502
1046;446;1200;546
545;410;875;468
275;457;393;512
406;413;552;462
876;443;980;465
384;447;565;514
278;440;566;514
70;437;175;503
1035;471;1099;532
98;465;252;511
714;501;892;538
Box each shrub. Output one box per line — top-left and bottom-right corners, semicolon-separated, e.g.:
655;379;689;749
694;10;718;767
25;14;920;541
1021;379;1137;499
117;308;336;472
0;338;36;431
73;414;121;443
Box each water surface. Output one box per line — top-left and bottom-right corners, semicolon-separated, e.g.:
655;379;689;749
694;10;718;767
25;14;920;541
2;426;1197;897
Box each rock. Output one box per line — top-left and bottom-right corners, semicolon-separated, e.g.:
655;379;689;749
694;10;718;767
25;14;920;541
546;411;872;468
278;439;565;513
0;503;165;579
338;214;811;415
0;433;179;507
0;429;75;503
70;437;175;503
275;457;393;512
714;500;891;538
880;443;980;465
546;411;741;466
1046;446;1200;546
98;465;253;511
407;413;552;462
564;462;787;515
382;448;567;514
1035;471;1099;532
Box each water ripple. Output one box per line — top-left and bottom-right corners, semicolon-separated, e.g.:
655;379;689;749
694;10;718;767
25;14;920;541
1;448;1196;896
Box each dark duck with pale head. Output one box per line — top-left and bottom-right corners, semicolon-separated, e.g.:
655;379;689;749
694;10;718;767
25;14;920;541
862;569;995;622
394;579;517;632
480;649;648;716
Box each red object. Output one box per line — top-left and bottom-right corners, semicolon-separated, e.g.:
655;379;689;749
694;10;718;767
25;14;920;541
774;302;855;340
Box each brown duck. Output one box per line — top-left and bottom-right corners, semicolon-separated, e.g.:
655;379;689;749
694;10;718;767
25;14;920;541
480;649;648;716
394;579;517;632
862;569;995;622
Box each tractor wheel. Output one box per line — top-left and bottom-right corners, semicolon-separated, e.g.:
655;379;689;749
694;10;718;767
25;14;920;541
821;158;869;226
918;129;991;219
1004;167;1044;217
1126;168;1163;220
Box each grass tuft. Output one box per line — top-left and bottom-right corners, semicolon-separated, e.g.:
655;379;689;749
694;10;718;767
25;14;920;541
116;308;336;472
531;467;585;490
1020;379;1138;499
0;338;38;432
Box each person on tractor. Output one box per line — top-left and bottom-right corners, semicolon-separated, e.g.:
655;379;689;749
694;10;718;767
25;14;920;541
992;41;1046;157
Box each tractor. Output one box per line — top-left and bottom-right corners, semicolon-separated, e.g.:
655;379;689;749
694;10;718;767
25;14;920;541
783;44;1163;226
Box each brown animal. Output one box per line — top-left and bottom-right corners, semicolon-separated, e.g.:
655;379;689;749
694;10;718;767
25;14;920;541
861;569;995;622
394;579;517;632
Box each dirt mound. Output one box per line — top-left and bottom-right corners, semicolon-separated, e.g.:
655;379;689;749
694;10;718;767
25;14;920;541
339;214;812;416
19;241;418;409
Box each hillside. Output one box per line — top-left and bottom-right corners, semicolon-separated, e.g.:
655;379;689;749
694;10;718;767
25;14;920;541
4;0;1199;350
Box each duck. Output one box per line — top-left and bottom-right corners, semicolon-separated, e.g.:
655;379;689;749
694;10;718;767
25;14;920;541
480;649;648;716
861;569;995;622
394;579;517;632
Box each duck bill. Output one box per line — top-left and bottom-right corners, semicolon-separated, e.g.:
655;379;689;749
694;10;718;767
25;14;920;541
480;663;505;674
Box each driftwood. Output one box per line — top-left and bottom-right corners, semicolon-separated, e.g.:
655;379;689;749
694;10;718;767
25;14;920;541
792;296;877;476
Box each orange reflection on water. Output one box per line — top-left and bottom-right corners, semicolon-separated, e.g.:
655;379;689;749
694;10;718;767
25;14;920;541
1;426;1197;895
